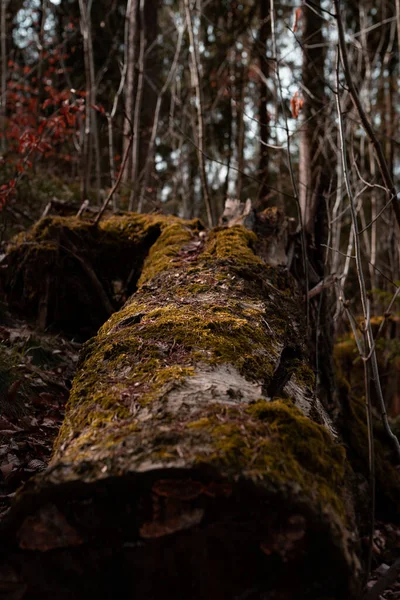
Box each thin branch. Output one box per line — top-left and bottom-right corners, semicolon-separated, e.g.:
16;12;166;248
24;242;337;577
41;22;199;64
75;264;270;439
95;134;133;226
363;557;400;600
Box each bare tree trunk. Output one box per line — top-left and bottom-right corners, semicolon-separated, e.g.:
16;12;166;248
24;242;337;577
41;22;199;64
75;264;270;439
136;0;160;209
298;0;326;234
138;23;184;212
129;0;145;211
235;64;246;199
122;0;138;186
79;0;101;204
183;0;213;227
258;0;269;206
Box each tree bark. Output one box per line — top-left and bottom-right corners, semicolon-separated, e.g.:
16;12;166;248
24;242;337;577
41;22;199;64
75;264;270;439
122;0;138;185
298;0;327;235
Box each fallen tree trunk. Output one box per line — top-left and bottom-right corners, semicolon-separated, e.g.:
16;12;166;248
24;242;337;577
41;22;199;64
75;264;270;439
0;214;362;599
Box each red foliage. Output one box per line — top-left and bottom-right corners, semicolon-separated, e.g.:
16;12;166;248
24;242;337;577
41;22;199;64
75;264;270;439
1;39;87;211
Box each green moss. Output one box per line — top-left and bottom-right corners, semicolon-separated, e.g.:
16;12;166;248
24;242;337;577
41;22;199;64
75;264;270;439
188;399;346;517
125;302;276;382
294;363;316;388
4;213;177;335
54;290;279;456
138;220;201;285
203;226;262;267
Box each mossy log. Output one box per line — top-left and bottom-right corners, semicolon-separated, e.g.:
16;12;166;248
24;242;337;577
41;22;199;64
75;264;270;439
0;214;361;599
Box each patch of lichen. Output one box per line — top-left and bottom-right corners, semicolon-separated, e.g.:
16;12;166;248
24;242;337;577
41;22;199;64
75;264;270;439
189;398;346;517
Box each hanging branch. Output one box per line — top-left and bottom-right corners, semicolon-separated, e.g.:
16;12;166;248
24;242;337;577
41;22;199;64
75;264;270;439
106;61;128;209
183;0;213;227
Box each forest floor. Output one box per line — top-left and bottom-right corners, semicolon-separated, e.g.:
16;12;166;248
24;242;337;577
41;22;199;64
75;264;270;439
0;304;79;521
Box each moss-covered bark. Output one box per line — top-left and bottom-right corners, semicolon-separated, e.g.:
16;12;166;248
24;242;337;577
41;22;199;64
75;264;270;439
334;338;400;522
1;213;201;337
0;215;361;599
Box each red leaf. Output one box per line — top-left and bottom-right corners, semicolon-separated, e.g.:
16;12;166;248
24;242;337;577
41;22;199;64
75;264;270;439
293;7;302;32
290;91;304;119
90;104;105;114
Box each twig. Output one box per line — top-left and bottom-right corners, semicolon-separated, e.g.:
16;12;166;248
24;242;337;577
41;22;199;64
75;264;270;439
95;134;133;226
362;301;375;585
363;557;400;600
304;274;337;301
76;200;89;217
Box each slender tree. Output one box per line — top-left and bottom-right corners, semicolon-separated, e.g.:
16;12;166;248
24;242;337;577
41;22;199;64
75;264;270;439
78;0;101;203
257;0;270;206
